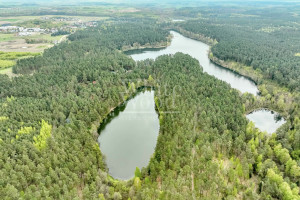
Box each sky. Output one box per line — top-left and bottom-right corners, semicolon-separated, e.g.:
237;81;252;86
1;0;300;6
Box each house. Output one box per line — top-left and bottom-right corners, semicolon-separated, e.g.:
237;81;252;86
18;32;32;36
0;26;19;32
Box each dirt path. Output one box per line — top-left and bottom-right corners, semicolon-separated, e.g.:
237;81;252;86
58;35;68;43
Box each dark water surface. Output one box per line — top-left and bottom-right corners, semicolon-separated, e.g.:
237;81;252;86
98;89;159;180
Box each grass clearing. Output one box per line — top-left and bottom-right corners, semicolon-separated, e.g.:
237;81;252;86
3;18;18;22
0;34;17;42
0;38;53;53
0;51;40;60
0;67;18;78
0;67;12;74
0;51;40;75
0;60;15;69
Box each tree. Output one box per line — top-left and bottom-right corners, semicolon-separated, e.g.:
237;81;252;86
135;167;142;178
33;120;52;150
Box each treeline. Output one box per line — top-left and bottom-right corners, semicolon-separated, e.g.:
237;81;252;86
51;30;70;36
25;38;49;44
0;51;40;70
13;21;169;74
68;21;170;50
177;17;300;91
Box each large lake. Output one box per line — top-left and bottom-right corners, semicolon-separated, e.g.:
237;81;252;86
128;31;259;95
98;89;159;180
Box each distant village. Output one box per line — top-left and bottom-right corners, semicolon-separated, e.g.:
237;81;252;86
0;17;98;36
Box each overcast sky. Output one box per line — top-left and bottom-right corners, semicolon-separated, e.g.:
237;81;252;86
1;0;300;6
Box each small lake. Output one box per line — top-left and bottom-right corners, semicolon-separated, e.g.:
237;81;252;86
246;109;286;134
127;31;259;95
98;89;159;180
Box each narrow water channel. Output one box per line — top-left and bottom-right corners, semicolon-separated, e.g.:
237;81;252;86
127;31;259;95
98;89;159;180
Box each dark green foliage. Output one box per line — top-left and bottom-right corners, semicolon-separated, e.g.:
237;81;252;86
178;12;300;91
134;53;252;199
51;30;70;36
1;8;299;199
0;21;167;199
13;21;168;75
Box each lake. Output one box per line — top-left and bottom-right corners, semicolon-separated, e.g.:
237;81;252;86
127;31;259;95
246;109;286;134
98;89;159;180
98;31;274;180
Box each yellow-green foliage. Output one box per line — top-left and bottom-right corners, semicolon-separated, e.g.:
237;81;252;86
18;126;35;135
274;144;300;179
266;169;300;199
0;116;9;121
0;51;40;70
0;60;15;69
16;126;35;139
0;51;40;60
98;193;105;200
33;120;52;150
295;53;300;57
128;82;136;92
6;96;15;102
134;177;141;189
148;74;154;85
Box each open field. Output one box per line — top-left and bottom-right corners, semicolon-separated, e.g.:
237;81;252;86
0;38;52;52
0;33;17;42
0;14;104;51
0;60;15;69
24;33;65;42
0;34;67;52
0;51;40;76
0;16;39;25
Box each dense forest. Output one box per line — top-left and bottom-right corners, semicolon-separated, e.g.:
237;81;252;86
0;20;170;199
176;10;300;91
174;8;300;192
134;53;300;199
0;8;300;200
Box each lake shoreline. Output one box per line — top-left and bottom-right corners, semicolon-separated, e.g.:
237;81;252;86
208;55;259;86
173;27;260;92
128;29;287;134
246;109;286;134
97;87;160;180
129;30;258;95
121;34;173;52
